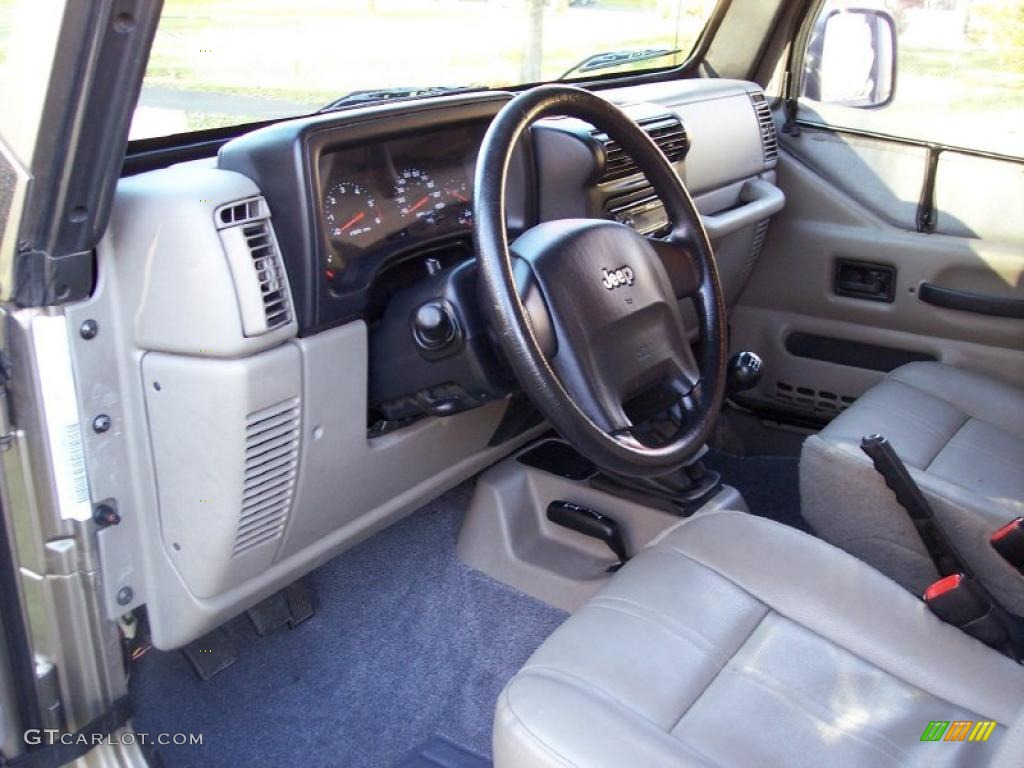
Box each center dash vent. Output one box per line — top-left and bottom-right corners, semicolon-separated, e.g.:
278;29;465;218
216;196;294;337
234;397;301;556
592;114;689;183
750;91;778;167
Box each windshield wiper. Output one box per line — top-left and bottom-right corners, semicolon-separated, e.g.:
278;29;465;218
558;47;681;81
318;85;487;113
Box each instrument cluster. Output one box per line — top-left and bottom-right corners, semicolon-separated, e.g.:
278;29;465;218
318;123;484;290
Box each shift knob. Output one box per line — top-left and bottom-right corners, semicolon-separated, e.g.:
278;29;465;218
727;351;763;394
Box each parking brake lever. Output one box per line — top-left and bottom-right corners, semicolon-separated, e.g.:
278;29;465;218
547;501;629;572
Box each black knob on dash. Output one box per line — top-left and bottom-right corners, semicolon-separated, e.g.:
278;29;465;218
412;301;457;351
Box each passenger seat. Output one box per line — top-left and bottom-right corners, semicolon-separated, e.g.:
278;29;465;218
800;362;1024;613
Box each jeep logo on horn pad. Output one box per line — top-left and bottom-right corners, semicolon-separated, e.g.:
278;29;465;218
601;266;634;290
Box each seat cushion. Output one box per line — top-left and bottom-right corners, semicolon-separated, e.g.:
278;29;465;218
801;362;1024;611
494;511;1024;768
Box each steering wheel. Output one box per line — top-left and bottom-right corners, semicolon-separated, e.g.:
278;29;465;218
473;85;727;478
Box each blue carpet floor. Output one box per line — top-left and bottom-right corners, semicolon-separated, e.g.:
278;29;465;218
703;450;811;533
130;482;568;768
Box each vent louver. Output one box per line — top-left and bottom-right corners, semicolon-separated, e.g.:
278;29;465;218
216;196;294;337
750;92;778;166
217;196;265;227
234;397;300;556
592;114;689;183
774;381;855;415
242;221;291;330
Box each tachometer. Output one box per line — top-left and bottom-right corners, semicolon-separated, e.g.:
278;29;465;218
324;181;382;242
394;168;445;224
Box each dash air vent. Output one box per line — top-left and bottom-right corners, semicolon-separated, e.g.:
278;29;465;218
234;397;301;556
750;91;778;166
242;221;291;330
216;196;294;337
592;114;689;183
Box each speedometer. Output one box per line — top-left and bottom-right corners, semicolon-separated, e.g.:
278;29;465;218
394;168;445;224
324;181;382;242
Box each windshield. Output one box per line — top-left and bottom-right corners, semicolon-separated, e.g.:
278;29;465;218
131;0;716;140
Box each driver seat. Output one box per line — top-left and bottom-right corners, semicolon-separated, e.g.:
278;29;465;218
494;511;1024;767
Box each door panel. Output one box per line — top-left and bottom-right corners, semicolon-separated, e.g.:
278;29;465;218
730;122;1024;421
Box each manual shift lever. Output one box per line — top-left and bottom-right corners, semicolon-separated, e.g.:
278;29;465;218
727;351;763;395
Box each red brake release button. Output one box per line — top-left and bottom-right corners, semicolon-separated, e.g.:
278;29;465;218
924;573;963;601
992;517;1023;543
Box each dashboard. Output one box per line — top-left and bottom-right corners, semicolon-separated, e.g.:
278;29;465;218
318;123;483;295
216;82;778;424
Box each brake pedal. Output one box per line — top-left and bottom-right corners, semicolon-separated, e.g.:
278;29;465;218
247;579;316;636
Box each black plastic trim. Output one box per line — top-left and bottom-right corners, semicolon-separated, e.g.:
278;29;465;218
14;1;161;306
916;145;940;233
785;332;935;372
516;439;597;481
122;118;279;176
918;282;1024;319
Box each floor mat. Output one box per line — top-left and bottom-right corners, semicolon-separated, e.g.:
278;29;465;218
130;483;566;768
703;450;812;533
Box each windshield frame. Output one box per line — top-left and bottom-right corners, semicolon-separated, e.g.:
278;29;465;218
125;0;729;159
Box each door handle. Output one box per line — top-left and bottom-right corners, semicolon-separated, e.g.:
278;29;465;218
835;260;895;302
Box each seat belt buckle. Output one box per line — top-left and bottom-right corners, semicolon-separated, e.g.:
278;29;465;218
923;573;1008;648
991;517;1024;573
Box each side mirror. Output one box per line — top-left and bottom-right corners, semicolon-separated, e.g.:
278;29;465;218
802;8;897;108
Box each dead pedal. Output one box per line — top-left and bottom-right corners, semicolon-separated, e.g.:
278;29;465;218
246;579;315;636
182;627;237;681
